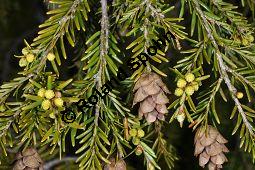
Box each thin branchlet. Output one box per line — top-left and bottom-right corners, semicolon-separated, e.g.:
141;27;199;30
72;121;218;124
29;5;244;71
192;0;254;136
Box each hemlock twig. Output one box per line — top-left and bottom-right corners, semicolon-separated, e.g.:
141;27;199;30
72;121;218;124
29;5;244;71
192;0;254;136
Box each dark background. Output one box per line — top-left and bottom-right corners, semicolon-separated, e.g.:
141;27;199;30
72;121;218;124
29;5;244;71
0;0;254;169
0;0;46;83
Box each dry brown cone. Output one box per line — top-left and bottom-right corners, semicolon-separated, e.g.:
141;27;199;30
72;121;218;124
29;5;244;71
13;147;43;170
104;158;126;170
194;125;229;170
133;72;170;123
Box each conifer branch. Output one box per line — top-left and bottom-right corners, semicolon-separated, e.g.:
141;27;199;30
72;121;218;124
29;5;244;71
226;67;255;91
2;0;255;169
98;0;109;87
205;78;223;115
35;0;82;75
0;0;84;105
192;0;254;136
94;0;109;125
0;76;31;104
0;1;86;148
192;78;223;128
0;107;22;138
77;1;110;168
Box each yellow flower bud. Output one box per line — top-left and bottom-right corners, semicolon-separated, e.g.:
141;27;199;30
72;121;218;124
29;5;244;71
22;48;29;55
45;90;55;99
248;34;254;43
132;137;140;145
137;129;145;138
185;73;195;82
49;112;55;119
42;100;51;110
174;88;184;97
37;88;46;98
177;79;187;88
54;98;64;107
185;86;195;96
191;82;199;91
129;129;137;137
236;92;244;99
47;52;56;61
242;38;249;46
19;58;28;67
26;53;35;63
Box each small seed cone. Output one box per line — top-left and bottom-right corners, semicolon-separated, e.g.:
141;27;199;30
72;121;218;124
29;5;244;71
194;126;229;170
133;73;170;123
13;147;43;170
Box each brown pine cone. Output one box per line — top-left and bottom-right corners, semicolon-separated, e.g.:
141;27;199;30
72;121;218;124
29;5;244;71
194;126;229;170
133;72;170;123
104;158;126;170
13;147;43;170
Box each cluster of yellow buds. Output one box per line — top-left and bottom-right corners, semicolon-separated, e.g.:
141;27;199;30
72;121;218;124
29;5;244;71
18;47;35;67
235;34;254;46
38;88;64;111
174;73;199;96
129;128;145;146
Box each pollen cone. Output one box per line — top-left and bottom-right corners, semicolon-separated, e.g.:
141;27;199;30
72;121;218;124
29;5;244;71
194;126;229;170
13;147;43;170
133;72;170;123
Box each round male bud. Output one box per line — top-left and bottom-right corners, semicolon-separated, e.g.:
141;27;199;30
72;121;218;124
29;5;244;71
248;34;254;43
185;86;195;96
37;88;46;98
174;88;184;97
236;92;244;99
26;53;35;63
242;38;249;46
45;90;55;99
135;146;143;156
129;129;137;137
22;48;29;55
137;129;145;138
191;82;199;91
54;98;64;107
185;73;195;83
47;52;56;61
49;112;55;119
132;137;140;145
19;58;28;67
42;100;51;110
177;79;187;88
